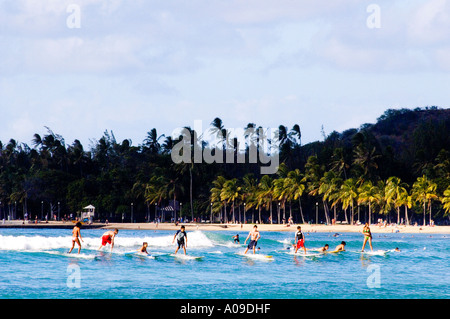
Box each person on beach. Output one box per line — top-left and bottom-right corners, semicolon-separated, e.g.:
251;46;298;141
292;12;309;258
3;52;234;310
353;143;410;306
138;242;149;255
361;223;373;252
68;222;84;254
173;225;188;255
244;225;261;254
294;226;307;254
98;229;119;252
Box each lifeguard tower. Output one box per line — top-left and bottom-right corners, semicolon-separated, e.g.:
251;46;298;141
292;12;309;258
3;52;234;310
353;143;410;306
81;205;95;224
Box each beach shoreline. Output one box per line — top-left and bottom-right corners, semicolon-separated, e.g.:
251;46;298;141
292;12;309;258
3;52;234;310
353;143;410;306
2;220;449;234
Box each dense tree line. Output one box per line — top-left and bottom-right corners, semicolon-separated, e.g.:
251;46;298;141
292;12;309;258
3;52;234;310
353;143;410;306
0;107;449;225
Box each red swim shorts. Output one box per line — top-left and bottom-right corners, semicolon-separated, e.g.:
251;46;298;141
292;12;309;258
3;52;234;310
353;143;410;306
296;239;305;249
102;235;112;246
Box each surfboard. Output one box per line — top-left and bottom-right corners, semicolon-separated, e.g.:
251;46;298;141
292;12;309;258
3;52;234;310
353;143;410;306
124;251;155;258
170;253;204;260
43;250;96;259
284;251;322;257
237;252;274;260
361;250;387;256
328;250;344;254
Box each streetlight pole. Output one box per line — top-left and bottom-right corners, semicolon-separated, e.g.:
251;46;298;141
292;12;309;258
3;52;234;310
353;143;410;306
316;202;318;225
131;203;134;223
41;201;44;220
210;202;213;224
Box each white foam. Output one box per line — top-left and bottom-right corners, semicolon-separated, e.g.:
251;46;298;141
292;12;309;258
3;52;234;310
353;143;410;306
0;230;214;251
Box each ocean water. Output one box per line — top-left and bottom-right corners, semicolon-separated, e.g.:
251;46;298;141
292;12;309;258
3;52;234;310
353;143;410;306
0;228;448;299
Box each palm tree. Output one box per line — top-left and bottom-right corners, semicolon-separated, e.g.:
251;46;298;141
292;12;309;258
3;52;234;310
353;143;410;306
273;177;288;224
143;128;164;154
412;175;438;226
257;175;274;224
330;148;349;179
374;180;391;222
221;178;241;223
210;176;227;223
385;176;409;224
210;117;228;154
442;186;450;218
286;169;306;224
358;181;378;225
353;144;381;181
319;171;342;224
241;174;258;223
336;178;359;225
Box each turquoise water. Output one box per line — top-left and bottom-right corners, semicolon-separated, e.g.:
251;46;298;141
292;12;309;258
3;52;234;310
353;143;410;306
0;228;448;299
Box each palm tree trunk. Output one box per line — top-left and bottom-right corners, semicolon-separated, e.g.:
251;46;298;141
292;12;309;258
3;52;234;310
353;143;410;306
190;166;193;222
404;205;409;225
423;200;426;226
350;202;354;225
224;202;228;223
232;201;235;223
429;200;432;225
289;200;292;219
259;206;262;223
298;198;305;224
270;200;273;224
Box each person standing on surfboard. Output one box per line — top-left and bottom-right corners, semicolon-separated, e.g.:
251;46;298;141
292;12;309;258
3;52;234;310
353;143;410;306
244;225;261;254
294;226;307;255
68;222;84;254
173;225;188;255
361;223;373;252
98;229;119;252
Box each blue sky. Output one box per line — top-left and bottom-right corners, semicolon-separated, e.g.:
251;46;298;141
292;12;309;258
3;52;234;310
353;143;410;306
1;0;449;149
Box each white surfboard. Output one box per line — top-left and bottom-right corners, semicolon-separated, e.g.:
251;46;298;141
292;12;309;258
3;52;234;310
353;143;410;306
237;252;274;260
170;253;204;260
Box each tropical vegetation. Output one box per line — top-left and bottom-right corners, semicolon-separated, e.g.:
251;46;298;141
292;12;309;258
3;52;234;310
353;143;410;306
0;107;449;225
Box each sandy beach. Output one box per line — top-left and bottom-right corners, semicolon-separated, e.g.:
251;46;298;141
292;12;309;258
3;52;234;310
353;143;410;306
101;222;450;234
2;220;449;234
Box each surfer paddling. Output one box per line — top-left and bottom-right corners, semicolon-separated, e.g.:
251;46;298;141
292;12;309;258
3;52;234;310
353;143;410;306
98;229;119;252
137;242;150;255
68;222;84;254
244;225;261;254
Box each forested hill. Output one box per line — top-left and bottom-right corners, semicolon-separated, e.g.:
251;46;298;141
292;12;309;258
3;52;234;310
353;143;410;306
302;107;450;185
0;106;449;224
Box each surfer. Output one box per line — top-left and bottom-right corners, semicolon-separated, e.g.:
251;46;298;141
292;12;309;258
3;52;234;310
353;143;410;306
232;234;240;244
173;225;188;255
332;241;346;252
138;242;149;255
316;244;329;252
361;223;373;252
68;222;84;254
294;226;307;255
244;225;261;254
98;229;119;252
